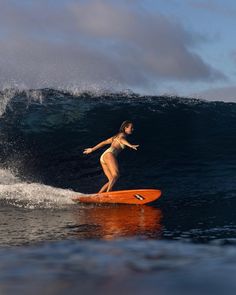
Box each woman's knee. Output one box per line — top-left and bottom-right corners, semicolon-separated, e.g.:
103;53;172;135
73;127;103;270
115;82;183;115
111;172;119;181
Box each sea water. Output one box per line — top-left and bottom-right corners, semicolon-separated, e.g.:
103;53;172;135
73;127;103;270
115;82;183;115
0;89;236;294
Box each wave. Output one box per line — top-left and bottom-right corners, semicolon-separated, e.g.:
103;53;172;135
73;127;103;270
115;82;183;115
1;87;236;198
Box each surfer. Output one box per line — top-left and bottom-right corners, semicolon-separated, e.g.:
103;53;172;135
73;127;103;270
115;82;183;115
83;120;139;192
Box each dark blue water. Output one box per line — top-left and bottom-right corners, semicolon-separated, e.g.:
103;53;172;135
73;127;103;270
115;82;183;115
0;88;236;294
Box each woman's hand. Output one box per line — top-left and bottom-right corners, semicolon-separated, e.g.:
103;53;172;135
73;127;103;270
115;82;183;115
83;148;93;154
131;144;139;150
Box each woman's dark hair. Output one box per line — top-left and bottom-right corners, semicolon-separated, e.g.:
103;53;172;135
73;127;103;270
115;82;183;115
112;121;133;142
119;120;133;133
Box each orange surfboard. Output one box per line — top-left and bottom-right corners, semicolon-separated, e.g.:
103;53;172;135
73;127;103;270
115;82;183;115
72;189;162;205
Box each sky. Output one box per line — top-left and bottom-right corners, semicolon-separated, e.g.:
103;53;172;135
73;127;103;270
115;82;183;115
0;0;236;101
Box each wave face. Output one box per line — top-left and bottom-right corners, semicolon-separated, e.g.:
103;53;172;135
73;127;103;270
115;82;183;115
1;88;236;195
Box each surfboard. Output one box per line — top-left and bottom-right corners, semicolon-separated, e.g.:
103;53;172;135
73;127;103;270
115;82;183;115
72;189;162;205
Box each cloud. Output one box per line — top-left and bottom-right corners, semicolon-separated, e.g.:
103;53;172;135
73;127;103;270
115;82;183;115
187;0;236;18
0;0;226;90
231;50;236;63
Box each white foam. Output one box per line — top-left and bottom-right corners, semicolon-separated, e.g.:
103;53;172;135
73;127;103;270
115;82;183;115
0;168;20;184
0;88;17;116
0;168;79;209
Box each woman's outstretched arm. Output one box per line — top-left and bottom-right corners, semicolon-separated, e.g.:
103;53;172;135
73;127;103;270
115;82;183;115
83;137;113;154
120;137;139;150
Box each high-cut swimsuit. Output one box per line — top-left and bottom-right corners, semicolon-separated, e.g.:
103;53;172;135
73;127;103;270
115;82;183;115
100;137;125;164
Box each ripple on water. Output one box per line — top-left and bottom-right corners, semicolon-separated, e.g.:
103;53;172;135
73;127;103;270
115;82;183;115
0;239;236;295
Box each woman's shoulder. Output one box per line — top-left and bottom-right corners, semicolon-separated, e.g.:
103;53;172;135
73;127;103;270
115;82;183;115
112;132;123;140
117;132;125;139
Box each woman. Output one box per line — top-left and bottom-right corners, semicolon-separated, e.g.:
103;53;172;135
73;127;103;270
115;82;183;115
83;121;139;193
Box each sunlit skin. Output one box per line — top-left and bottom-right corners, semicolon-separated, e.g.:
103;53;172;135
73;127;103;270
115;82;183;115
83;122;139;193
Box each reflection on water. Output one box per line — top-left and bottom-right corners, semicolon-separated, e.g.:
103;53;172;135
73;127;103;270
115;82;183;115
0;204;163;246
70;205;163;240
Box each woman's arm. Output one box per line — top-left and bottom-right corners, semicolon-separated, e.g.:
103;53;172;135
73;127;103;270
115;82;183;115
120;138;139;150
83;137;113;154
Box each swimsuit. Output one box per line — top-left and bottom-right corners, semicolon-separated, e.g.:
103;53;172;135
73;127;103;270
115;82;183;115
100;138;125;164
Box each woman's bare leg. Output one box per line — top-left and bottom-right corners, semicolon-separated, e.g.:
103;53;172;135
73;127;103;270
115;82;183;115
98;162;112;193
107;176;119;192
103;153;119;192
98;182;109;193
98;181;109;193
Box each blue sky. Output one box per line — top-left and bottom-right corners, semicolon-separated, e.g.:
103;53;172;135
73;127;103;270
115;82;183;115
139;0;236;99
0;0;236;101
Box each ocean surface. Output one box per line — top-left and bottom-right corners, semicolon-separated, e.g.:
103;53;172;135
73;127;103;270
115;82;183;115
0;88;236;294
